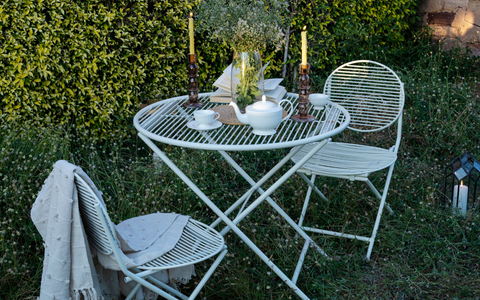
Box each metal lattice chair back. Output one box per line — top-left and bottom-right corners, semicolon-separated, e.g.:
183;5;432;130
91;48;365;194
74;173;115;255
324;60;404;132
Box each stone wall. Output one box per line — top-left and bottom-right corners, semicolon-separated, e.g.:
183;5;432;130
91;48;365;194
418;0;480;55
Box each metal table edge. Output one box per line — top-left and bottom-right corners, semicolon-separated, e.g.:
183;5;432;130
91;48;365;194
133;93;351;151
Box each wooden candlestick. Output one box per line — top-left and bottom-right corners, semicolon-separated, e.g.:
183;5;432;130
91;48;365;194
183;54;203;108
291;63;314;122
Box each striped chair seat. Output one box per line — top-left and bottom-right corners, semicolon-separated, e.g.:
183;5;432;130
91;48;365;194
292;142;397;177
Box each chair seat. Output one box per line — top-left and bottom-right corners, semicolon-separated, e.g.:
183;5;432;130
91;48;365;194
292;142;397;177
139;219;225;270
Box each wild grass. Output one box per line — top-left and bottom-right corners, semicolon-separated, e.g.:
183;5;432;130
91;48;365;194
1;47;480;299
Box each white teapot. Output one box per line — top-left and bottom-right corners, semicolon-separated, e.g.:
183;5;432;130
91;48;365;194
230;95;294;135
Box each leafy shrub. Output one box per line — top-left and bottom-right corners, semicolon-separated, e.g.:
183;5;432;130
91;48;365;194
1;0;420;139
0;0;193;137
279;0;421;89
197;0;422;91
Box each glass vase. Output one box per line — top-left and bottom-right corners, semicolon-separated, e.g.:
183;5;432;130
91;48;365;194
231;50;265;112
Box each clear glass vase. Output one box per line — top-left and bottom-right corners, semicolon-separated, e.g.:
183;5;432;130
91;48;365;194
231;50;265;112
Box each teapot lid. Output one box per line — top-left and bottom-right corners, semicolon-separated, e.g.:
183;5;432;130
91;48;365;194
250;95;278;111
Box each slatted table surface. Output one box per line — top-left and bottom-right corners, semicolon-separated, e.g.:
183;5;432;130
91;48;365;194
134;93;350;151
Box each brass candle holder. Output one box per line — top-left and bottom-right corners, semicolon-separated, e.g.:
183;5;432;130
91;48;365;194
183;53;203;108
291;63;314;122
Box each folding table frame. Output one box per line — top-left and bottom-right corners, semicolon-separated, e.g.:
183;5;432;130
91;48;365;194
134;93;350;299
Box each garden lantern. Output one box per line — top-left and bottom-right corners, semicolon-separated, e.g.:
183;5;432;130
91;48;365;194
443;152;480;215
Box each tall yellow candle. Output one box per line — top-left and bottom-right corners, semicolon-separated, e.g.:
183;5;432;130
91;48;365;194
189;12;195;54
301;26;307;65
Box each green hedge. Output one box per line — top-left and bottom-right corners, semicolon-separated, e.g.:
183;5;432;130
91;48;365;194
262;0;421;89
0;0;193;137
0;0;419;138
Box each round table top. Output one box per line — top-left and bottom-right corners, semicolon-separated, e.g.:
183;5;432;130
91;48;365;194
134;93;350;151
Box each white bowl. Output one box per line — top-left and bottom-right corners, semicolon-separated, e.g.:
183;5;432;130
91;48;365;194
309;93;330;110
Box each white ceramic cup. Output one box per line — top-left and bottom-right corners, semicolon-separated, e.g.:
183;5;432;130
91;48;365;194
309;93;330;110
194;110;220;128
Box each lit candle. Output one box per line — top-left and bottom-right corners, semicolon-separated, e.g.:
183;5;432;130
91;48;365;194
301;26;307;65
189;12;195;54
453;180;468;214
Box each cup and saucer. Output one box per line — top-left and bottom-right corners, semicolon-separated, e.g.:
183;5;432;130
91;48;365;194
187;110;222;131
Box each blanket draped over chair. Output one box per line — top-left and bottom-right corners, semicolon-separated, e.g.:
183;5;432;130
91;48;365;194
31;160;193;300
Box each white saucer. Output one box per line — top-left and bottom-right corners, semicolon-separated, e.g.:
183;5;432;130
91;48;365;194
252;129;276;136
187;120;222;131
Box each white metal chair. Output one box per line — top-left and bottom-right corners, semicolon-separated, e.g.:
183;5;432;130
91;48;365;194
74;172;227;300
291;60;404;260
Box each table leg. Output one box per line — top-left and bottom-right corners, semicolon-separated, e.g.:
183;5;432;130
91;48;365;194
217;141;328;257
210;146;303;229
138;133;311;300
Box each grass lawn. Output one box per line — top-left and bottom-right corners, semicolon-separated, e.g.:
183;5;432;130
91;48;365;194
1;49;480;299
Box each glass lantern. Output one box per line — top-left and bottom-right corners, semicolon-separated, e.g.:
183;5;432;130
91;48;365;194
443;152;480;214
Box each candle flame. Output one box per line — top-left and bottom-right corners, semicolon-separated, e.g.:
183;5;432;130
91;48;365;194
461;180;463;187
190;12;193;18
303;26;307;31
262;95;266;102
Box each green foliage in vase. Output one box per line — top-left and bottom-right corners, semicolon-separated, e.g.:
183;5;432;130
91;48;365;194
196;0;288;52
233;52;262;109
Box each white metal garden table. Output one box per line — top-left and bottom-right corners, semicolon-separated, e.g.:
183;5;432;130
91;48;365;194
134;92;350;299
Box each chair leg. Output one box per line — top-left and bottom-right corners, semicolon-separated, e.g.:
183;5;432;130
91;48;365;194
133;268;188;300
298;175;316;227
298;173;328;203
291;240;310;284
188;246;228;300
366;163;396;260
366;179;394;214
125;273;179;300
125;283;142;300
139;247;228;300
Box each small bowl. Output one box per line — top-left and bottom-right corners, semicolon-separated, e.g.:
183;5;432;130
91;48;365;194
309;93;330;110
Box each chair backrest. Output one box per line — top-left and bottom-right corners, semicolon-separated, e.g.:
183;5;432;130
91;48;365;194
324;60;404;133
74;172;116;256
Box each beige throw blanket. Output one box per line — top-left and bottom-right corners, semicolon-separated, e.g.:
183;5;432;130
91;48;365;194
31;160;193;300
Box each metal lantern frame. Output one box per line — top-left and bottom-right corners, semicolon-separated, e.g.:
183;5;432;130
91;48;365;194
443;152;480;212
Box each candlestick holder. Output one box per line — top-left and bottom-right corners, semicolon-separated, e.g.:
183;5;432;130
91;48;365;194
183;53;203;108
291;63;314;122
